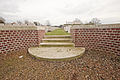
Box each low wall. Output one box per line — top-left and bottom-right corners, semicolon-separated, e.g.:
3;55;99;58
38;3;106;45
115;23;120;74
71;24;120;54
0;25;45;54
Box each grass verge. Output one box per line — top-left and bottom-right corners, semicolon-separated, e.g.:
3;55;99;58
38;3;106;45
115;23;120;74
45;29;70;35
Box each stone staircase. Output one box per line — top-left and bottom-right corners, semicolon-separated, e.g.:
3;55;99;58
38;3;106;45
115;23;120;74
40;35;74;47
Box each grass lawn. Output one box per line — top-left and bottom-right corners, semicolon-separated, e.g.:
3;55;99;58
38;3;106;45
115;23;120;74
45;29;70;35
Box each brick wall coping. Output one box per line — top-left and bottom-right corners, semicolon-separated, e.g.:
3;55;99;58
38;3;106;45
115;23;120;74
0;25;45;30
71;24;120;29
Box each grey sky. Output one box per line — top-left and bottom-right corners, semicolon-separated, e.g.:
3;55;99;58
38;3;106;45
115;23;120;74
0;0;120;25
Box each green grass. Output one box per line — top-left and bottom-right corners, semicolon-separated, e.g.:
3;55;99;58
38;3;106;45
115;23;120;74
45;29;70;35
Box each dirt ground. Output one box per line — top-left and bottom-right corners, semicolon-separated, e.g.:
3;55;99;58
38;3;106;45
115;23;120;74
0;49;120;80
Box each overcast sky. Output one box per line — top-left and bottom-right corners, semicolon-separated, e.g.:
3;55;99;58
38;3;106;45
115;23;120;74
0;0;120;25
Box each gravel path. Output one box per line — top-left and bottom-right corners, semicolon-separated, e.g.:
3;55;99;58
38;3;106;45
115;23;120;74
0;49;120;80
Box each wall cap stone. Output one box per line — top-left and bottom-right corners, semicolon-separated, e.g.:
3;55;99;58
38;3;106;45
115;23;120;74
0;25;45;30
71;24;120;29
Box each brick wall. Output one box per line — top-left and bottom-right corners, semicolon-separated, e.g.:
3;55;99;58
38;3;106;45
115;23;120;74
0;26;45;54
71;24;120;55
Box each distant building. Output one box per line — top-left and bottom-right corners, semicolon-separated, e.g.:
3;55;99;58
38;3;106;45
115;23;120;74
64;18;82;33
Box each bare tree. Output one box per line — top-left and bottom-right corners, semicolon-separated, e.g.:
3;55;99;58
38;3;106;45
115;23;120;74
73;18;83;24
17;21;22;25
0;17;5;24
45;20;51;26
24;20;29;25
34;22;40;26
34;22;37;26
90;18;101;25
85;21;95;25
11;22;17;25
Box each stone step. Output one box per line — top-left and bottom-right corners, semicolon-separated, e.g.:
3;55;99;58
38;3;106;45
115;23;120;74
44;35;71;38
40;42;74;47
28;47;85;61
42;38;72;42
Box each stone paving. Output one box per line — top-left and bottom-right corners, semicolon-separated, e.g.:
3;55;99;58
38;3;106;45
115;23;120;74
28;47;85;60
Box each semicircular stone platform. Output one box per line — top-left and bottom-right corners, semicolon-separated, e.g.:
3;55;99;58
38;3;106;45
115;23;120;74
28;47;85;60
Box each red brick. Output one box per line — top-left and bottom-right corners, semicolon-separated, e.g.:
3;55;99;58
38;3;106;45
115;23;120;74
71;27;120;54
0;30;45;54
